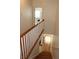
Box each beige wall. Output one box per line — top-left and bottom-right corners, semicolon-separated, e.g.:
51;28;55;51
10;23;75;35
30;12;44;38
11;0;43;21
43;0;59;48
20;0;34;35
32;0;45;22
32;0;59;48
20;0;59;46
32;0;59;34
43;0;58;35
54;0;59;48
20;0;59;58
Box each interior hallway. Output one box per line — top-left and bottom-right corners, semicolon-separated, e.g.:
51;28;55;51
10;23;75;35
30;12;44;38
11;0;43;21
20;0;59;59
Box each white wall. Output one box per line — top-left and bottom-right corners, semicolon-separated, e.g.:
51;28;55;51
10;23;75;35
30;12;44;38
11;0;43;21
32;0;59;48
43;0;59;35
20;0;34;35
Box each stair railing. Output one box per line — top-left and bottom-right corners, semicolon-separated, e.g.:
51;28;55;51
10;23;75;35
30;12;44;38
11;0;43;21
20;19;44;59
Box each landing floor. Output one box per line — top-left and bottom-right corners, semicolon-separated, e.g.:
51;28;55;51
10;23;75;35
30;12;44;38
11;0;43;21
34;52;52;59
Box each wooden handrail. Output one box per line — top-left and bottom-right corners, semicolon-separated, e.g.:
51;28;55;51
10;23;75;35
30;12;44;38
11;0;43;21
20;19;44;37
20;19;44;59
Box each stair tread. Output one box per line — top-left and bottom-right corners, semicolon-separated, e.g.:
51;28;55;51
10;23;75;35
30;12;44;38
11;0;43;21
34;52;52;59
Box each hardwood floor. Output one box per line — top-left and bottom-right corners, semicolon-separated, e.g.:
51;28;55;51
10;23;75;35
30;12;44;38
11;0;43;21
34;52;52;59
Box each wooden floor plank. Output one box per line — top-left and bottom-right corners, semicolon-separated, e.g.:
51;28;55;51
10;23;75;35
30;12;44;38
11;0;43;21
34;52;52;59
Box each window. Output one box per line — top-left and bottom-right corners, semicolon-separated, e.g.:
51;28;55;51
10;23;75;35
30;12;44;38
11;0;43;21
35;8;42;19
35;8;42;25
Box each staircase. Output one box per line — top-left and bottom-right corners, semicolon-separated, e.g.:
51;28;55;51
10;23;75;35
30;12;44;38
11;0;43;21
20;19;44;59
34;52;52;59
